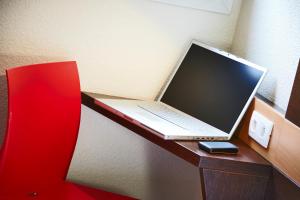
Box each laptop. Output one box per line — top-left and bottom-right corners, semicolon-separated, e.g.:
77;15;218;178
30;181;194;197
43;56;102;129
97;40;267;140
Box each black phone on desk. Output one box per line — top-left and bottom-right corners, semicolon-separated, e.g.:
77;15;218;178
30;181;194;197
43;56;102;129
198;141;239;154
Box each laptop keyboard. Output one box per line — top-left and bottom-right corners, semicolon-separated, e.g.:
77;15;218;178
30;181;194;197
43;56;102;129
138;103;204;131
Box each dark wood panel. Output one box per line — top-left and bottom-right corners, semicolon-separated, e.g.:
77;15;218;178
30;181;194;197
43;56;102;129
265;168;300;200
202;168;269;200
199;157;271;177
286;59;300;127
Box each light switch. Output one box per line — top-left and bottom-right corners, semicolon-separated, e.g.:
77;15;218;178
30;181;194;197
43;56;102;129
249;111;274;148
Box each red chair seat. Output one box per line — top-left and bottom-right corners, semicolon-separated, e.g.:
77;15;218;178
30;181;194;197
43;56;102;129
0;62;135;200
0;181;133;200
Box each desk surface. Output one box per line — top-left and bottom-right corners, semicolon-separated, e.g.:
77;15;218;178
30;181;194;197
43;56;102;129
81;92;270;176
81;92;300;200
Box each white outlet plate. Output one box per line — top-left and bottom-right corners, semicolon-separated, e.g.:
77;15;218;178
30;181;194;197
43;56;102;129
249;111;274;148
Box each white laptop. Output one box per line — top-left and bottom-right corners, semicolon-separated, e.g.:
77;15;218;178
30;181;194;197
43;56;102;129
97;40;267;140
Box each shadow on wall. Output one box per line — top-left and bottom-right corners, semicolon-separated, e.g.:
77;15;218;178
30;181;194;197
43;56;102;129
230;0;279;106
67;105;202;199
229;0;256;57
144;142;202;200
0;54;68;147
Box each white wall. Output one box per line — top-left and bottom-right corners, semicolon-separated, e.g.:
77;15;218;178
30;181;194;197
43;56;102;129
0;0;243;199
0;0;242;100
231;0;300;110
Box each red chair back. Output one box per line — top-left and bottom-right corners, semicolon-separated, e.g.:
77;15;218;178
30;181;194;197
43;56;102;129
0;61;81;194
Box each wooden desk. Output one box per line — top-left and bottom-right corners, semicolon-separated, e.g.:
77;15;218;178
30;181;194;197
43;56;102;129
82;92;272;200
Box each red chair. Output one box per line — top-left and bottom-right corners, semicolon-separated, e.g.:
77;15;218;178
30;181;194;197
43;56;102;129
0;61;135;199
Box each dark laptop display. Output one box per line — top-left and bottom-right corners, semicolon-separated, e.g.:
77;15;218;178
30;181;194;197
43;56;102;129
161;44;263;133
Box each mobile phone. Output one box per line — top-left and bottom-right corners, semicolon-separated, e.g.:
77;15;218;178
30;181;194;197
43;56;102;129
198;141;239;154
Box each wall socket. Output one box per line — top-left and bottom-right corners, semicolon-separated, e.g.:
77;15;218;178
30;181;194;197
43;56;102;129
249;111;274;148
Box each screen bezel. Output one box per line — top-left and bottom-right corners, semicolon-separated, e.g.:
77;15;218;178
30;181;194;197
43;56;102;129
157;39;267;138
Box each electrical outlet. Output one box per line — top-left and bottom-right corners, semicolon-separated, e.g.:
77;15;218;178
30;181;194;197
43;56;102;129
249;111;274;148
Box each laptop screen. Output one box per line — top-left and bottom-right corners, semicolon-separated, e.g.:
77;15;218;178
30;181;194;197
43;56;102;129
161;43;264;133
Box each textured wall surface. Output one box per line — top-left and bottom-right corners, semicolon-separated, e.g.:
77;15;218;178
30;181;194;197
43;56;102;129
0;0;242;100
0;0;242;199
231;0;300;110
